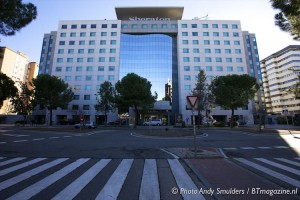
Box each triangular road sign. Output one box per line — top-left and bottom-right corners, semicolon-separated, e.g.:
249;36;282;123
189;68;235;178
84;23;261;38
187;96;198;108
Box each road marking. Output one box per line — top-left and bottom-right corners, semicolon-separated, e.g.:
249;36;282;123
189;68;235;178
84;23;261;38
234;158;300;188
257;147;272;149
13;140;28;143
275;158;300;167
7;158;89;200
168;159;205;200
32;138;45;141
0;142;7;144
52;159;111;200
2;134;28;137
160;148;179;159
63;136;72;138
95;159;133;200
139;159;160;200
223;147;238;150
274;146;289;148
49;137;60;139
255;158;300;175
0;158;47;176
240;147;256;150
0;157;26;167
0;158;68;191
218;148;228;158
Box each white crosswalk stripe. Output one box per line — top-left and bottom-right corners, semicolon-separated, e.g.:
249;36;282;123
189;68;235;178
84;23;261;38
234;157;300;188
0;157;207;200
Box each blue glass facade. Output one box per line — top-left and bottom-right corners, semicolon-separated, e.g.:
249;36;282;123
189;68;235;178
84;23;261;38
120;34;173;100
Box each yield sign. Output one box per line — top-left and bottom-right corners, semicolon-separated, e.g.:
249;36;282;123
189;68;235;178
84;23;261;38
187;96;198;108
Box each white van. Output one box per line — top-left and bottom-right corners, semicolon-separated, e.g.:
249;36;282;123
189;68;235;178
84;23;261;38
143;119;162;126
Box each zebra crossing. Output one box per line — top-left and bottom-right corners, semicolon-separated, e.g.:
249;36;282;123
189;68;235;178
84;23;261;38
0;157;299;199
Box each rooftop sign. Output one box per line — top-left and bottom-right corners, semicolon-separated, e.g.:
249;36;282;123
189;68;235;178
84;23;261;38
115;7;184;20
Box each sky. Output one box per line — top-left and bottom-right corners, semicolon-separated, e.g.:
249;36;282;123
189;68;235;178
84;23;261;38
1;0;299;62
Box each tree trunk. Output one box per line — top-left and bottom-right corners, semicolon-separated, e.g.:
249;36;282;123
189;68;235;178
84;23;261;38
134;105;138;129
230;108;234;128
49;107;53;126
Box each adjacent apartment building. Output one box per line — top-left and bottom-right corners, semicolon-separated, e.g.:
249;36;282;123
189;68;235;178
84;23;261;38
0;47;38;114
261;45;300;118
37;7;263;125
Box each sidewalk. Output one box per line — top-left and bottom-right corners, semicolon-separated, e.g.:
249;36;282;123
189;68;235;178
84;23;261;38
185;158;299;200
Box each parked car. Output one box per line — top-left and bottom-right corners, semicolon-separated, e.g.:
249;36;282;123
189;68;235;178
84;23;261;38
143;119;162;126
74;121;96;129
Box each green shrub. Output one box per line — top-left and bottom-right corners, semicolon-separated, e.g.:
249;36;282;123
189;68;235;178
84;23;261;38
214;121;226;127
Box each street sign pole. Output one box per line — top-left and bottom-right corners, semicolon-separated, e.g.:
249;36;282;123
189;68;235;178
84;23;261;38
187;96;198;157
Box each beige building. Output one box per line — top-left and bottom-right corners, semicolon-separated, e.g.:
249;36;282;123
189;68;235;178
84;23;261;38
261;45;300;116
0;47;38;114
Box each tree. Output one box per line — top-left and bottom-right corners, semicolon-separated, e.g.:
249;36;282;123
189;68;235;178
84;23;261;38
31;74;74;126
115;73;156;128
210;74;259;127
0;0;37;36
192;70;214;126
0;72;18;108
271;0;300;40
288;69;300;99
10;82;34;123
95;81;116;126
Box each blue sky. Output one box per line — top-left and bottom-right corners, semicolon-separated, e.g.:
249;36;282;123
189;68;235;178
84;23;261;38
1;0;299;62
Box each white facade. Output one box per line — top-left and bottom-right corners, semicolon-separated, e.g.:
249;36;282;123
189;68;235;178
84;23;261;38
261;45;300;115
40;7;258;125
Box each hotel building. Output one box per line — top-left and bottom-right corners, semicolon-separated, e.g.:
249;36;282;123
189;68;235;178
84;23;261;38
37;7;262;125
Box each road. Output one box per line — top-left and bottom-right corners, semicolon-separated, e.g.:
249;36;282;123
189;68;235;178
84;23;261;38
0;126;299;199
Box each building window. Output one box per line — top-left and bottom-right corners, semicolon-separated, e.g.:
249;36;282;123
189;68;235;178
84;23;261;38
236;58;243;62
110;40;116;45
77;58;83;62
57;58;63;63
203;32;209;36
183;48;189;53
89;40;95;45
233;32;239;37
216;57;222;62
59;41;65;45
131;24;137;29
84;95;90;100
55;67;62;72
66;66;72;72
237;66;244;72
192;40;199;45
61;25;67;29
227;66;233;72
206;66;212;71
193;48;200;53
74;85;81;90
69;41;75;45
182;32;188;36
74;95;80;100
83;105;90;110
141;24;148;29
194;66;201;71
215;49;221;53
60;33;66;37
86;66;93;71
111;32;117;36
223;32;229;37
86;76;92;81
202;24;208;28
99;49;106;53
194;57;200;62
224;40;230;45
192;32;198;36
171;24;177;29
205;49;211;53
101;24;107;28
110;48;116;53
109;57;116;62
185;85;191;90
181;24;187;28
151;24;158;29
225;49;231;54
216;66;223;71
121;24;128;29
226;58;232;62
101;32;107;36
109;66;115;71
235;49;242;54
79;40;85;45
81;24;87;29
64;76;71;81
88;49;94;54
58;49;64;54
183;57;190;62
108;75;114;81
111;24;117;28
212;24;218;28
100;40;106;45
222;24;228;29
191;24;197;28
98;66;104;71
205;57;212;62
76;66;82;71
72;105;79;110
90;32;96;37
214;40;220;45
91;24;97;28
99;57;105;62
232;24;238;29
78;49;84;54
85;85;92;90
70;32;76;37
184;75;191;80
71;24;77;29
204;40;210;45
182;40;188;44
87;58;94;62
97;75;104;81
234;40;240;45
75;76;82;81
184;66;190;71
68;49;74;54
213;32;219;37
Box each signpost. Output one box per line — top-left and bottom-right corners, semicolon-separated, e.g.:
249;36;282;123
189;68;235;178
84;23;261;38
187;96;198;157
